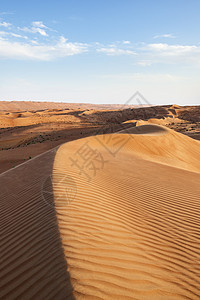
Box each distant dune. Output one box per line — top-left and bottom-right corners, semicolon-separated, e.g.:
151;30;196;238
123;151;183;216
0;100;139;112
1;124;200;299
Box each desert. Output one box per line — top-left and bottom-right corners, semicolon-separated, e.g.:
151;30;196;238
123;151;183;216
1;1;200;298
1;101;200;299
0;102;199;174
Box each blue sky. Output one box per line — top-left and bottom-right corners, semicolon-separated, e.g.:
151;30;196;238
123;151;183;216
0;0;200;105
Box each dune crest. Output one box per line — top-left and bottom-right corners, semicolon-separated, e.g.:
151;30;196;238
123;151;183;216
118;124;169;135
116;124;200;173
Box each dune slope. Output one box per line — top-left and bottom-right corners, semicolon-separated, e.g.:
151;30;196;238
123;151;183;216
0;149;75;299
53;125;200;299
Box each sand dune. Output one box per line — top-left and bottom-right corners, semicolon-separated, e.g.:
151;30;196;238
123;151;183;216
136;117;185;125
0;103;199;174
119;124;168;135
117;124;200;173
1;124;200;299
0;101;138;112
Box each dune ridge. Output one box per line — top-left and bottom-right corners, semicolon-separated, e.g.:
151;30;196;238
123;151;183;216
116;124;200;173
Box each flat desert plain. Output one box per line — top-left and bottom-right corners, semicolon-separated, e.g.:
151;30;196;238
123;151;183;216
0;101;200;299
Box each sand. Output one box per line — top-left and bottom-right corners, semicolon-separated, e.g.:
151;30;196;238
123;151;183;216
0;102;199;174
0;101;138;112
1;124;200;299
0;148;74;299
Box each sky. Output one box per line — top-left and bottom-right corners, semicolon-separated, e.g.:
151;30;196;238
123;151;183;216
0;0;200;105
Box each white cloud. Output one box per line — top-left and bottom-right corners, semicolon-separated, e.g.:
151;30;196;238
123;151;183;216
0;36;88;60
97;47;136;55
0;30;9;36
144;43;200;60
31;21;48;36
32;21;47;28
59;36;68;43
30;39;39;45
146;43;197;54
153;34;176;39
0;21;11;27
19;26;48;36
0;18;200;67
138;43;200;65
18;21;49;36
32;27;48;36
97;41;200;65
0;31;27;39
94;41;200;65
11;33;28;39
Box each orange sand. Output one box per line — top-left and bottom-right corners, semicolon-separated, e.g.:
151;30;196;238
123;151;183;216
1;124;200;299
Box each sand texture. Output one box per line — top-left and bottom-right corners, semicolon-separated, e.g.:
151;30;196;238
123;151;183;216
1;124;200;299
